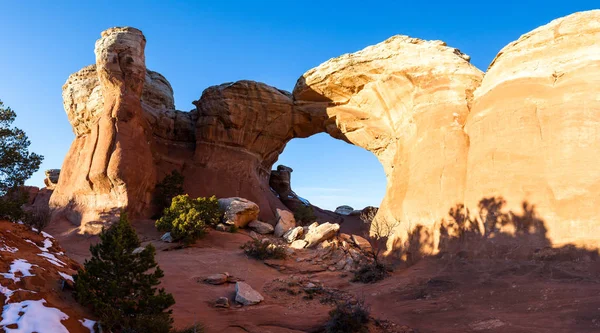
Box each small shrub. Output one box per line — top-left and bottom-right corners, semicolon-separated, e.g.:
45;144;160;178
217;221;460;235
294;204;316;225
156;195;222;245
153;170;185;216
325;299;370;333
228;225;239;233
351;262;389;284
23;205;51;233
241;238;287;260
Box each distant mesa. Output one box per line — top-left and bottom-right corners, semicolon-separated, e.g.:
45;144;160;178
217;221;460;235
47;10;600;251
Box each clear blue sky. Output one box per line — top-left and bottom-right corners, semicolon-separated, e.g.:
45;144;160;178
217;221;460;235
0;1;597;210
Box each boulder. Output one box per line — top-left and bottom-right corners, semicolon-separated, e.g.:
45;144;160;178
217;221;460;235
351;235;372;252
44;169;60;190
204;273;229;285
248;220;274;234
218;197;260;228
334;205;354;215
290;240;308;249
235;282;264;305
283;226;304;243
160;232;173;243
274;209;296;237
304;222;340;248
215;297;230;308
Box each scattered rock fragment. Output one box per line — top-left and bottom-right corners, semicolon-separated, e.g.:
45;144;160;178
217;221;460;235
215;297;230;308
218;197;260;228
235;281;264;305
160;232;173;243
290;240;307;249
304;222;340;248
274;209;296;237
248;220;274;234
283;226;304;243
204;273;229;285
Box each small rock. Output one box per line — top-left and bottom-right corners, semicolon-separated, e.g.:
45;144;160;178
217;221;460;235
132;246;145;254
283;226;304;243
218;197;260;228
290;240;307;249
308;222;319;231
160;232;173;243
304;222;340;248
334;258;347;270
274;209;296;237
248;220;274;234
305;282;317;289
204;273;229;285
235;282;264;305
215;297;230;308
216;223;228;232
351;234;372;251
328;266;336;271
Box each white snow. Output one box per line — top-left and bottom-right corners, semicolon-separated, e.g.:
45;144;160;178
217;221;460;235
25;238;53;252
58;272;73;283
1;259;36;282
0;299;70;333
0;284;37;304
37;253;65;268
79;318;97;333
41;231;54;239
0;245;18;253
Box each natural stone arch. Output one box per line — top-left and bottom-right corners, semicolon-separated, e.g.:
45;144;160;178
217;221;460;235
51;28;483;240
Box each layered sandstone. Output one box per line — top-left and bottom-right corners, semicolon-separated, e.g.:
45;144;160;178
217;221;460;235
293;35;484;241
52;11;600;251
51;27;156;232
464;10;600;247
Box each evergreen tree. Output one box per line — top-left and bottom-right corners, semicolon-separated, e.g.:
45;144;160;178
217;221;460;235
74;213;175;333
0;100;43;221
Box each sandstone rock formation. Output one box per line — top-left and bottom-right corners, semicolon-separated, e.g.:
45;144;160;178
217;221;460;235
44;169;60;190
464;10;600;247
51;27;156;232
52;11;600;252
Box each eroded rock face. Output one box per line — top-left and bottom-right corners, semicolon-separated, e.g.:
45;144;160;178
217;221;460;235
464;10;600;247
53;11;600;250
294;35;483;241
50;27;156;232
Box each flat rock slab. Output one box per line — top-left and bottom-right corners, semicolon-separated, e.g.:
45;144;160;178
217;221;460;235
235;281;264;305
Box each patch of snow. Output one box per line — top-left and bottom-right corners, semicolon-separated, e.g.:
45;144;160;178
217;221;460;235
41;231;54;239
0;299;69;333
1;259;36;282
0;284;36;304
31;227;38;233
0;245;18;253
37;253;65;268
79;318;97;333
25;238;54;252
58;272;73;283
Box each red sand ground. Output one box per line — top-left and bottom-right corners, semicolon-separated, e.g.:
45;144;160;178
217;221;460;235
45;217;600;333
